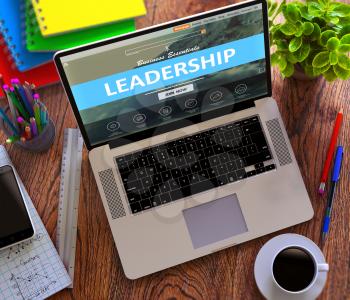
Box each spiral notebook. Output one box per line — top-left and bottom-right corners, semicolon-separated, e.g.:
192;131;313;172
25;0;136;52
0;36;59;98
0;0;53;71
31;0;146;37
0;146;72;300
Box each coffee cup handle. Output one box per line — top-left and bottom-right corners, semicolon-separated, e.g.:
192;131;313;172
318;263;329;272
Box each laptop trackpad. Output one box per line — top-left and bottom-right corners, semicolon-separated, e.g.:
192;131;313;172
183;194;248;249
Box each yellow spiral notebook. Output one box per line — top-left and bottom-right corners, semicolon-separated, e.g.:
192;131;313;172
31;0;146;36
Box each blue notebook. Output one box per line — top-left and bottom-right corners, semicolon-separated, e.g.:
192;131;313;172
0;0;53;71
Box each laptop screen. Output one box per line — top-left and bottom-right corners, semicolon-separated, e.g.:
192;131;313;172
56;1;270;149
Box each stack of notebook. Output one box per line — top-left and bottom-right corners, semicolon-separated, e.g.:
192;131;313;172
0;0;146;97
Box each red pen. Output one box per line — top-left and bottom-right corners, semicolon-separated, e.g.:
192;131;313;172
318;109;343;195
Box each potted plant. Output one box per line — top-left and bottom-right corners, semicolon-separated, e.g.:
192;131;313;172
268;0;350;81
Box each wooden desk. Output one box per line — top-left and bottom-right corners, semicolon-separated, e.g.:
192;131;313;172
1;0;349;299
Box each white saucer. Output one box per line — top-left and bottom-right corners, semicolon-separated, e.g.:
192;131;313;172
254;234;328;300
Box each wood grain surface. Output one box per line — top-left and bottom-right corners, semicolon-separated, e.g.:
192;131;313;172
1;0;349;299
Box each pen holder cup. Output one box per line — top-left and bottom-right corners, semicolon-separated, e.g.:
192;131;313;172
0;105;56;153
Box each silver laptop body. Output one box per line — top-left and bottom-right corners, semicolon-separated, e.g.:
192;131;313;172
55;0;313;279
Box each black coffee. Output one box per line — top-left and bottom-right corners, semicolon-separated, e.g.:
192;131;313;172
272;247;315;292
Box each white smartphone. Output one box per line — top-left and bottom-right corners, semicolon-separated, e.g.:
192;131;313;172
0;165;35;250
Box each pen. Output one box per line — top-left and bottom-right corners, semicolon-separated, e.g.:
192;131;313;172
319;110;343;194
33;101;42;133
8;87;30;120
30;117;38;137
0;107;19;135
321;146;343;244
17;116;30;127
23;81;34;105
3;85;19;131
11;78;35;117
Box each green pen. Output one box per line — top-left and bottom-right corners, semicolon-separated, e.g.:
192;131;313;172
9;87;30;120
3;85;19;131
33;101;42;133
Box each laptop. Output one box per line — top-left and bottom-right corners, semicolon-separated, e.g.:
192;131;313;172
54;0;314;279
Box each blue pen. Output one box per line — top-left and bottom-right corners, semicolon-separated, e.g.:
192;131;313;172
0;107;19;135
321;146;343;244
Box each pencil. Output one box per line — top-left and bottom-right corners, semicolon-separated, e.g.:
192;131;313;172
318;109;343;195
25;126;32;140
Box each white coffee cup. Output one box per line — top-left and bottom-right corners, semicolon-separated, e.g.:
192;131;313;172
254;234;329;300
271;246;329;295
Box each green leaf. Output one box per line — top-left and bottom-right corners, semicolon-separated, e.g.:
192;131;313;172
281;62;294;77
276;40;288;51
329;51;338;65
289;37;303;52
338;54;350;70
338;44;350;52
271;52;280;66
303;22;314;35
340;25;350;38
271;52;288;71
280;22;297;35
328;16;340;25
319;0;329;7
323;68;338;81
310;23;321;41
295;43;311;62
341;16;350;24
272;29;285;40
330;3;350;17
304;65;316;77
333;64;350;79
326;37;340;50
287;52;299;63
300;6;313;20
285;4;301;22
308;2;323;17
312;51;330;67
295;27;304;37
320;30;337;46
340;34;350;44
278;55;288;71
268;2;278;17
313;64;330;75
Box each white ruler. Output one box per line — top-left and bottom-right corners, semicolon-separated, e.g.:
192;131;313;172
57;128;83;288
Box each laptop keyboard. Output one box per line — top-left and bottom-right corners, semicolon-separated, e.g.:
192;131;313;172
115;116;275;214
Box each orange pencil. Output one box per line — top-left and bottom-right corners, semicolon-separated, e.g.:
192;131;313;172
25;126;32;140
